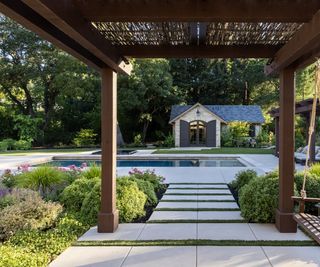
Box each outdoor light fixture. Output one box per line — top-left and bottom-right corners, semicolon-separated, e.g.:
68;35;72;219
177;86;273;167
196;108;201;117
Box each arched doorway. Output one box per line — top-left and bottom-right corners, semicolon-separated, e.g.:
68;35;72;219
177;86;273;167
189;120;206;145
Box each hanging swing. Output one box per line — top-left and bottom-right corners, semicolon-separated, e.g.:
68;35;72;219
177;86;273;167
292;61;320;244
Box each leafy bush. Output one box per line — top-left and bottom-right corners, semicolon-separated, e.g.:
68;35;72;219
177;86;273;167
17;166;66;196
0;245;49;267
239;171;279;223
73;129;97;147
0;188;39;210
221;127;233;147
162;134;175;147
117;178;146;222
133;133;143;146
131;177;157;207
0;192;62;240
13;139;32;150
1;169;17;188
2;138;15;150
2;215;88;266
229;121;250;147
0;141;8;151
59;176;100;212
295;169;320;214
129;168;165;193
308;163;320;177
80;164;101;179
80;182;100;225
230;169;258;192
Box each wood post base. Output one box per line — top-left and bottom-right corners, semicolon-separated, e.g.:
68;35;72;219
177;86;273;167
275;209;297;233
97;210;119;233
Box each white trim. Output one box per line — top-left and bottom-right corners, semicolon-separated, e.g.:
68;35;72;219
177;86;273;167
169;103;226;124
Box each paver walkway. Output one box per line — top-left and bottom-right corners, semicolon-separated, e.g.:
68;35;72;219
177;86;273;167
50;181;319;267
149;183;244;222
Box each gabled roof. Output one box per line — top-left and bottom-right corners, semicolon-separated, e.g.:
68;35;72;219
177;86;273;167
170;104;265;124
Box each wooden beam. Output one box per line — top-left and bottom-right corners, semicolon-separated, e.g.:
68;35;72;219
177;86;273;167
118;45;281;58
21;0;131;75
74;0;320;22
276;67;297;233
98;67;119;233
266;9;320;75
0;0;105;70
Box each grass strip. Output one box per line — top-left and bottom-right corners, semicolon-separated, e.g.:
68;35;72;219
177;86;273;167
168;188;228;190
147;220;247;223
154;208;241;211
75;239;316;247
169;183;227;185
160;200;236;202
165;193;232;196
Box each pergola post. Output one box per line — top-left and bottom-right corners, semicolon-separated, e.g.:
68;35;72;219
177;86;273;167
276;67;297;233
98;67;119;233
274;116;280;156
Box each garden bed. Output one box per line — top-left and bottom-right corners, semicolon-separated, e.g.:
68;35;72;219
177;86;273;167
0;165;166;266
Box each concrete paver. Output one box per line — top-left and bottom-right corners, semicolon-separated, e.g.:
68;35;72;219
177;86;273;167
49;246;131;267
197;246;271;267
138;223;197;240
122;246;196;267
263;246;320;267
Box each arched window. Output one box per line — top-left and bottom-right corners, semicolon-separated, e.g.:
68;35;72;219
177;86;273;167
189;120;206;145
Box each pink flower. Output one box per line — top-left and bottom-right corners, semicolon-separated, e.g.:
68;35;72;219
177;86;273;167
81;162;88;168
18;164;30;172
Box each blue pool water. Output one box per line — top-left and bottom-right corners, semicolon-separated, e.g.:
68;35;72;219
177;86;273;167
36;159;245;167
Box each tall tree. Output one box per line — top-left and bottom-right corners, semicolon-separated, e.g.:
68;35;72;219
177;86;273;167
118;59;181;142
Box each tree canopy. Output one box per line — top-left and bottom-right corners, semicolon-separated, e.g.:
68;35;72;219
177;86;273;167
0;16;317;146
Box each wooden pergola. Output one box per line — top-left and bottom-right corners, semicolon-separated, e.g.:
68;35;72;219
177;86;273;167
2;0;320;233
270;99;320;162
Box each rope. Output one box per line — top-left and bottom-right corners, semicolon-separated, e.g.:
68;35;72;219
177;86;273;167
301;61;320;199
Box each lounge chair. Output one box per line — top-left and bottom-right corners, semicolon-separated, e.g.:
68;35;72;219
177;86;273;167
294;146;320;163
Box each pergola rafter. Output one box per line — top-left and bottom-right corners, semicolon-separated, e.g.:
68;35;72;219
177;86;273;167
1;0;320;234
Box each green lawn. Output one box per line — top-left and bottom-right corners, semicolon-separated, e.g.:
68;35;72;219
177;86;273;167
154;147;274;154
0;148;96;155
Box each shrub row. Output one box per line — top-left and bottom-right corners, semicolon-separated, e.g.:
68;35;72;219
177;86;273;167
232;165;320;223
0;139;32;151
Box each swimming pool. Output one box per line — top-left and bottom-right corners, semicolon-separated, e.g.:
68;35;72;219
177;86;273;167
35;158;246;167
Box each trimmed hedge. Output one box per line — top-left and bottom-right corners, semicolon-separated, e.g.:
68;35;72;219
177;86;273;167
239;171;279;223
229;169;258;192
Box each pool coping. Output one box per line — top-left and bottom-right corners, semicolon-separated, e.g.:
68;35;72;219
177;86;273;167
48;155;254;168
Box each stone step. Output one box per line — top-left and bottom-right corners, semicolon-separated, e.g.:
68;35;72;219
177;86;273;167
161;195;235;201
166;189;231;194
156;201;239;210
148;211;244;222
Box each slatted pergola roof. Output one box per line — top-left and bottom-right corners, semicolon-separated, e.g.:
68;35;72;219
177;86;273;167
1;0;320;74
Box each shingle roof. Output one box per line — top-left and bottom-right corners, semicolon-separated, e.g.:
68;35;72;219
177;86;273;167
170;104;265;123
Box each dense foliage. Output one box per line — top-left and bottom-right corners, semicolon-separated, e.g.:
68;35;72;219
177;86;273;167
295;163;320;213
229;169;258;193
1;16;317;146
0;165;165;265
239;171;279;223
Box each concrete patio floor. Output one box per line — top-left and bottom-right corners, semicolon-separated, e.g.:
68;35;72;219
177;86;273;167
50;246;320;267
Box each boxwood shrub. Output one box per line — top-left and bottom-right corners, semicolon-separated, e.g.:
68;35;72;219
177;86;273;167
229;169;258;192
239;171;279;223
